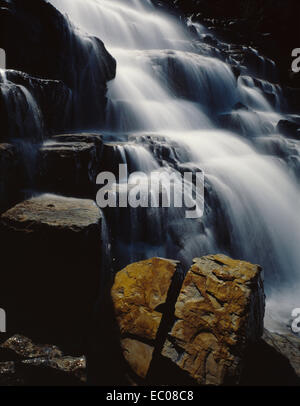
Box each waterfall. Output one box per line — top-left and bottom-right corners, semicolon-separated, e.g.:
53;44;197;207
48;0;300;330
0;69;43;142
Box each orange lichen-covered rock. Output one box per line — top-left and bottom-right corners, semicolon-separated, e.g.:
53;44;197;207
162;254;265;385
111;257;179;341
111;257;179;378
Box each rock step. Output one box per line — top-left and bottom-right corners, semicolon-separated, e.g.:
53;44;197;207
0;194;103;352
38;133;104;198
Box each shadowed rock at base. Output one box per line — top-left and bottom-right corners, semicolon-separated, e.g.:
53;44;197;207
0;194;103;352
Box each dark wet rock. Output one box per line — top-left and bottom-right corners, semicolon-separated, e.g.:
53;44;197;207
202;34;218;47
230;65;241;79
262;329;300;379
3;70;72;138
0;194;103;352
277;120;300;140
156;0;300;88
0;143;22;212
1;334;62;359
0;334;86;386
233;102;249;111
38;134;103;198
241;329;300;386
218;109;274;137
282;87;300;114
0;72;44;142
0;0;116;132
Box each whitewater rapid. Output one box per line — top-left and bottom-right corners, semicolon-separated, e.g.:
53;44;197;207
49;0;300;332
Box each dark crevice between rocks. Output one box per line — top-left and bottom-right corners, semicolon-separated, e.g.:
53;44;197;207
145;260;195;385
85;273;130;386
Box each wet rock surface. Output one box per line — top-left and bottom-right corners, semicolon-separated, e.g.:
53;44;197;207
240;328;300;386
156;0;300;88
0;334;86;386
277;120;300;140
1;70;72;140
262;329;300;378
0;0;116;138
38;134;103;198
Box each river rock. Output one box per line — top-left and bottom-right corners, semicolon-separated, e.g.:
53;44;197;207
111;257;180;379
162;254;265;385
0;194;103;351
0;334;86;385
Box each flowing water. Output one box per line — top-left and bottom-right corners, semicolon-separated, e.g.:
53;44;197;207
48;0;300;331
0;69;43;141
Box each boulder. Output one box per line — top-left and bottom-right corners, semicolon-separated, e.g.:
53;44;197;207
0;194;103;351
110;255;264;384
111;257;180;379
38;134;103;198
162;255;265;385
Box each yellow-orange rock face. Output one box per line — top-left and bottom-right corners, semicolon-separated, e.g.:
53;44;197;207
111;257;179;341
162;254;265;385
111;257;179;379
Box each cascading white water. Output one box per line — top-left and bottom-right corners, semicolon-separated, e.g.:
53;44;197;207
0;69;43;141
49;0;300;332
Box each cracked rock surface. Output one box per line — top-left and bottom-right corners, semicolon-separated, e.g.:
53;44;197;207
111;254;265;385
